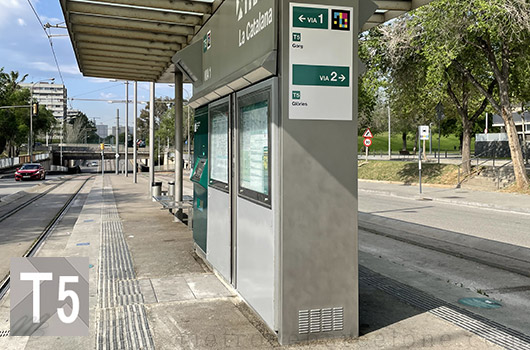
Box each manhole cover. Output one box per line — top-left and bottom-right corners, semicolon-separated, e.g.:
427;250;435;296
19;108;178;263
458;297;502;309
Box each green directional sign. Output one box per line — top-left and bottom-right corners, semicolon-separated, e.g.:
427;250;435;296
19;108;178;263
292;64;349;87
293;7;328;29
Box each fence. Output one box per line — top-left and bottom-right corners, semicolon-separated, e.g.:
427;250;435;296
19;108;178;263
0;153;50;169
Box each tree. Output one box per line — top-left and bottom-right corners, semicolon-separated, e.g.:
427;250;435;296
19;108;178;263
361;18;439;152
137;97;173;141
0;68;29;156
415;0;530;188
65;111;98;143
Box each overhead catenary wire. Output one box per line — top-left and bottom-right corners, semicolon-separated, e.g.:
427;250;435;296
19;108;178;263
26;0;65;85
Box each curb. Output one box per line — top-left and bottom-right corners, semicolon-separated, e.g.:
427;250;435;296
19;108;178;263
359;187;530;215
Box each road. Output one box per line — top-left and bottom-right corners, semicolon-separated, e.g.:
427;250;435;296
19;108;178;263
0;175;92;286
0;175;62;200
358;189;530;336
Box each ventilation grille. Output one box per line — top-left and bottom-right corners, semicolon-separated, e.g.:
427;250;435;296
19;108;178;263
298;307;344;334
0;330;9;337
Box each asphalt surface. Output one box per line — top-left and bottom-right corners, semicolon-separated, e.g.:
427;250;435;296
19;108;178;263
358;189;530;248
0;176;91;285
0;175;62;199
358;186;530;337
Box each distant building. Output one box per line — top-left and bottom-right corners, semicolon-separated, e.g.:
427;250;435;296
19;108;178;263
20;82;67;121
492;112;530;137
96;124;108;139
111;125;133;136
66;109;81;122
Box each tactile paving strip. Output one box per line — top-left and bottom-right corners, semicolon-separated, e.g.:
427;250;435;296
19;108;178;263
96;177;154;350
360;266;530;350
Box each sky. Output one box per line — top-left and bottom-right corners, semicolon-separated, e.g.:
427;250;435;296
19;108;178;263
0;0;192;127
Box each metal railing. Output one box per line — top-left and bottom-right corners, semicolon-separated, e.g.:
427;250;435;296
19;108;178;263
456;150;492;188
456;150;513;188
0;153;50;169
495;159;513;189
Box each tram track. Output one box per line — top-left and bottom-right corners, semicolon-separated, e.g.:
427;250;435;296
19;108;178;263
0;175;94;301
358;217;530;279
0;176;75;223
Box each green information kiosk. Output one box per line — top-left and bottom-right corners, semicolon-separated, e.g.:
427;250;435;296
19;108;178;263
190;106;208;253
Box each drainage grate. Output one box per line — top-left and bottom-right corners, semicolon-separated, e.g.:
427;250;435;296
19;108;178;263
360;265;530;350
0;329;9;337
96;180;154;350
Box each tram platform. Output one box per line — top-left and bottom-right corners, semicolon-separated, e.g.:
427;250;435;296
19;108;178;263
0;173;510;349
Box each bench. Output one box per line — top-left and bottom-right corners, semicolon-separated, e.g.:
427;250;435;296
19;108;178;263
152;195;194;224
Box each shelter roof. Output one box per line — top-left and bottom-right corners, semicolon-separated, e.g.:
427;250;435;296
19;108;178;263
60;0;432;83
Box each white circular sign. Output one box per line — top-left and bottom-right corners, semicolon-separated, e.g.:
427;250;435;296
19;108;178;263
363;138;372;147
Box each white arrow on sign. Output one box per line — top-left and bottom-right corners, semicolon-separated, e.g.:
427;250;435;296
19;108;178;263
339;74;346;82
298;15;305;22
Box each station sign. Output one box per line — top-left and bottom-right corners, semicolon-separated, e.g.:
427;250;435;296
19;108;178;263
289;3;353;120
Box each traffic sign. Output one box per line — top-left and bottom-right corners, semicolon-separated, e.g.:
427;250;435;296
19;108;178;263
363;138;372;147
362;128;373;138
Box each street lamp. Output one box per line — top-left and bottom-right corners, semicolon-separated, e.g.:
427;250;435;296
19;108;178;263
29;78;55;159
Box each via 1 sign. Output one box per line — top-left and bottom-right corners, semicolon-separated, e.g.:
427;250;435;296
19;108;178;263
289;3;353;120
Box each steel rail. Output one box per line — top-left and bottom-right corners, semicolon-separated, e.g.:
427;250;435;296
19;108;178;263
0;175;94;301
0;177;75;223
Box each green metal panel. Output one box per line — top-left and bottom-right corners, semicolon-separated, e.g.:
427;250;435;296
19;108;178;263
192;105;209;253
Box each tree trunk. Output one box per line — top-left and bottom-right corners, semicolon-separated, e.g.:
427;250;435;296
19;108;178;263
402;132;407;150
502;107;529;188
461;118;472;175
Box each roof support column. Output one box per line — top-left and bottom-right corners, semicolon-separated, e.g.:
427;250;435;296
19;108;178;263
133;81;138;183
174;71;184;218
149;82;155;194
124;81;129;177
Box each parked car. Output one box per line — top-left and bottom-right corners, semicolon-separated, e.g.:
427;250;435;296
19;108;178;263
90;161;98;167
15;163;46;181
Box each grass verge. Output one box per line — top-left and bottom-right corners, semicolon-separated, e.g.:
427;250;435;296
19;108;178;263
358;160;459;186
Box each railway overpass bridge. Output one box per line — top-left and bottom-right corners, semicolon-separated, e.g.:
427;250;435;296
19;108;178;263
48;144;150;163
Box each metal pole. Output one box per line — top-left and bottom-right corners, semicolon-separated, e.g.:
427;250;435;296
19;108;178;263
175;72;184;209
125;81;129;176
149;82;155;192
429;123;432;154
133;81;138;183
485;112;489;134
29;86;33;160
438;119;441;164
419;140;422;194
387;105;391;158
115;109;119;175
521;106;528;165
60;118;63;166
187;105;191;169
101;148;104;176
